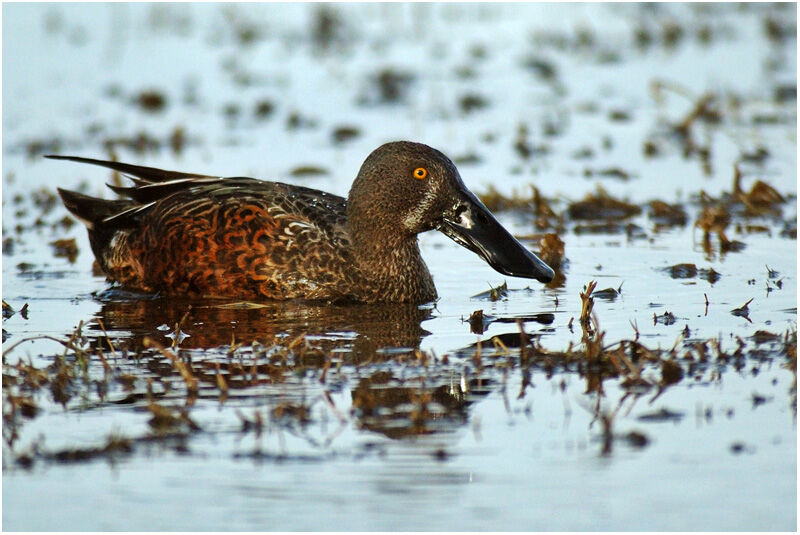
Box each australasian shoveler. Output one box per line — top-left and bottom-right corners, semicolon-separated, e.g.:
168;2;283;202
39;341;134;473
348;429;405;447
51;141;554;303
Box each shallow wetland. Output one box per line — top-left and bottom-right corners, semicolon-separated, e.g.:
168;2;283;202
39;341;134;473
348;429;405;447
2;3;797;531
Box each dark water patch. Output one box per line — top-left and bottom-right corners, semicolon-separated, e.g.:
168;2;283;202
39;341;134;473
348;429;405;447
521;56;557;80
222;102;241;124
608;109;632;122
2;237;16;255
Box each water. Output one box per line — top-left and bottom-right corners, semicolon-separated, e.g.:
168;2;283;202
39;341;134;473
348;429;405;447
2;3;796;531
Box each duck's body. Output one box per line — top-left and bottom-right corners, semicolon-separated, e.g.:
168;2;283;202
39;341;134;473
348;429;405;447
52;142;553;303
60;174;434;302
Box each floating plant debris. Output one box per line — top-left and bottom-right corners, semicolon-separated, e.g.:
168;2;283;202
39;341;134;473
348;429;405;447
648;200;688;226
253;99;275;119
331;125;361;144
660;359;684;386
579;280;597;326
358;68;415;106
568;187;641;220
663;263;721;283
49;238;79;263
731;298;754;322
453;152;482;165
459;93;490;114
593;283;623;301
290;165;328;177
583;167;632;181
667;263;698;279
3;300;17;319
135;90;167;112
468;309;488;334
653;311;677;326
537;233;565;270
472;281;508;301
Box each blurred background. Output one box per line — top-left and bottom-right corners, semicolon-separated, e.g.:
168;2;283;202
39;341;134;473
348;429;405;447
4;3;795;200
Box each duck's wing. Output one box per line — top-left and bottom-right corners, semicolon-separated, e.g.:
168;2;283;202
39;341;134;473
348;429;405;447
50;154;264;228
51;154;347;232
51;155;354;299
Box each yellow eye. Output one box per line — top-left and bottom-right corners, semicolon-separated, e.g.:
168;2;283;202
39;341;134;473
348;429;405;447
413;167;428;180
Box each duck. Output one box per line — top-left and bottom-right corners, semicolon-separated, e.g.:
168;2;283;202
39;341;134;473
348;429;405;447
50;141;554;303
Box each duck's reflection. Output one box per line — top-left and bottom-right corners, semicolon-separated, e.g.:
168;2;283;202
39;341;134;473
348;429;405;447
91;293;433;360
86;293;505;441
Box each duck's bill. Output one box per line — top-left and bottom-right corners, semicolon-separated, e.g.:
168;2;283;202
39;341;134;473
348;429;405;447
438;191;555;283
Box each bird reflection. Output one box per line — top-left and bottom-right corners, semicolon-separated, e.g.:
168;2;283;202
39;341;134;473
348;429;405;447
90;291;433;361
84;292;504;442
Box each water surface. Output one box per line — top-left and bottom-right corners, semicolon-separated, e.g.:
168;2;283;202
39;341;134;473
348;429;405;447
2;3;796;531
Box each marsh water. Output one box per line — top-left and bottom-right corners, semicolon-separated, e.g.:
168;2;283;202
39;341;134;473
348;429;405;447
2;3;796;531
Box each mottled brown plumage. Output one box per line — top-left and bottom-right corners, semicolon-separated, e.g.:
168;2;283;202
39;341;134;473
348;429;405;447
52;141;554;303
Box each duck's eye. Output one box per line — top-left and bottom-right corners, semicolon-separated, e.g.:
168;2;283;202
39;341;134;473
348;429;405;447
413;167;428;180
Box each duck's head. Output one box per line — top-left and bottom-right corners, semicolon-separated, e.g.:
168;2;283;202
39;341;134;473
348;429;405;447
347;141;555;283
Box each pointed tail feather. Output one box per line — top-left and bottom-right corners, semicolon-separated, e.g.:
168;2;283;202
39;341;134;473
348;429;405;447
45;154;212;183
57;188;134;230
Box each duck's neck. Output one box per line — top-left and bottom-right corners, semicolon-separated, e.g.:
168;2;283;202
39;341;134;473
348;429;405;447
346;211;437;304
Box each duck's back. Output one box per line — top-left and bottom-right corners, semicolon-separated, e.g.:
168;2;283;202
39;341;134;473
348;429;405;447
55;157;356;301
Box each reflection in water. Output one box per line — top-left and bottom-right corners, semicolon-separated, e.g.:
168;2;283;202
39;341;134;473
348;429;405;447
351;371;493;439
91;292;433;359
81;292;494;441
46;292;578;444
